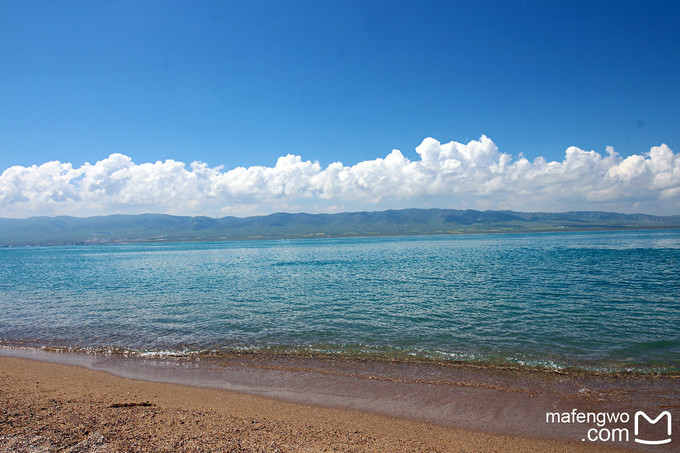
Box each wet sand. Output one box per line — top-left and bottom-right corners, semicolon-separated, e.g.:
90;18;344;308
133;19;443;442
1;352;677;452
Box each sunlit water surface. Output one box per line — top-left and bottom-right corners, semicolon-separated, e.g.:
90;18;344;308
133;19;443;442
1;230;678;372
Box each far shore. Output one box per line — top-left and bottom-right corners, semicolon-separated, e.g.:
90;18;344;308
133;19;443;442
3;351;677;452
2;208;679;248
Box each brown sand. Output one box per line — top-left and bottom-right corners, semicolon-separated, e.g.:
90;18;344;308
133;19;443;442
0;356;631;452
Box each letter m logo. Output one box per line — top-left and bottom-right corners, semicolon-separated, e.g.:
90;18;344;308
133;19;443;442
634;411;672;445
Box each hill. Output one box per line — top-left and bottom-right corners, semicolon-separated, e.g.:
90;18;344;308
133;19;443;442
1;209;679;246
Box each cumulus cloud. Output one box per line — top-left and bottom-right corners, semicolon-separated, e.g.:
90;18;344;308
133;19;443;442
1;136;679;218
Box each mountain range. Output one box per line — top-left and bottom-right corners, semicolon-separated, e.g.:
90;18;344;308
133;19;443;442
1;209;679;247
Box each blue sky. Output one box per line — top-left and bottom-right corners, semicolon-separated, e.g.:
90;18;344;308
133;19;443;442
1;1;679;217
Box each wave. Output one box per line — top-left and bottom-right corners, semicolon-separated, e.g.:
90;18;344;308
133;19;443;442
2;340;678;377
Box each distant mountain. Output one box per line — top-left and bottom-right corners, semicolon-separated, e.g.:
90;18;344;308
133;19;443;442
0;209;679;246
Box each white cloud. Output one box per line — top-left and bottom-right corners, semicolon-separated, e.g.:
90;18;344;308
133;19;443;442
1;136;679;218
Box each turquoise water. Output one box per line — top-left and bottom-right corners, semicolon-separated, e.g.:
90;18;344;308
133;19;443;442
1;230;679;372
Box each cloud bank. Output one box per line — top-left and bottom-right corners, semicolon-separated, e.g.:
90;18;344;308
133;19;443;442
1;136;679;218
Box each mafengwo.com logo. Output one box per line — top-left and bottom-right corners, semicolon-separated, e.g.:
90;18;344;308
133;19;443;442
546;409;672;445
635;411;672;446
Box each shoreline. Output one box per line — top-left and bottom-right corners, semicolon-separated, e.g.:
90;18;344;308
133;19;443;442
2;349;677;451
4;340;678;377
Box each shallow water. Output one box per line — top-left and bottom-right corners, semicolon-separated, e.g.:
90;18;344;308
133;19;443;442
1;230;679;372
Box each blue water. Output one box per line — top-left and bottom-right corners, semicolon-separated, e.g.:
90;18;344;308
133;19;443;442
1;230;679;372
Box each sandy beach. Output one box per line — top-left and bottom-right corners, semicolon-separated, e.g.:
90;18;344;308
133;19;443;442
2;354;655;452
